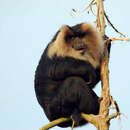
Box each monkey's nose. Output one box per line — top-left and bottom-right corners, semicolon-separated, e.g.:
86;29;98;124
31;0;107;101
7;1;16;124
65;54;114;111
72;41;87;51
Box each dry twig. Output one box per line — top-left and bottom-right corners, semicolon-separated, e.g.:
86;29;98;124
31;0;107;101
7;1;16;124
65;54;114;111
111;37;130;42
71;0;96;15
104;12;126;37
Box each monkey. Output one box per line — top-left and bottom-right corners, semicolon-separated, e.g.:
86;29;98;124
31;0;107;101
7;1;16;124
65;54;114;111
34;23;106;127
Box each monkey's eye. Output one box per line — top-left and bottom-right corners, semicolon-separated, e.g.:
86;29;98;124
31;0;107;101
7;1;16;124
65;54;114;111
78;32;86;38
65;35;73;42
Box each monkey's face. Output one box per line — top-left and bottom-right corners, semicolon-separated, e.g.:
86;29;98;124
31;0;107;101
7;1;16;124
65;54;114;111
47;23;103;67
65;35;88;55
63;24;96;56
48;25;88;57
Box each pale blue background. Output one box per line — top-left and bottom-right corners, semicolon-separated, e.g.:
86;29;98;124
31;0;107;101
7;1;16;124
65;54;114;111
0;0;130;130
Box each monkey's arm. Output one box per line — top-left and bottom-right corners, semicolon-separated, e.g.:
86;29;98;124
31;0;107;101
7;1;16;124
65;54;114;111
48;58;97;83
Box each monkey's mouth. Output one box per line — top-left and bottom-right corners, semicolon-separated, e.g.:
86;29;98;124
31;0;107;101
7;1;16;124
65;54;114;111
76;48;86;54
72;42;88;53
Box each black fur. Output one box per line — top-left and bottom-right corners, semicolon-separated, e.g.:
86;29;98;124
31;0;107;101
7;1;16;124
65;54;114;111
34;24;102;127
35;51;100;127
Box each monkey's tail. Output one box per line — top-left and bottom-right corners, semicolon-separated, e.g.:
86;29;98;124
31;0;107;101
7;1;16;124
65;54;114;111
72;109;87;127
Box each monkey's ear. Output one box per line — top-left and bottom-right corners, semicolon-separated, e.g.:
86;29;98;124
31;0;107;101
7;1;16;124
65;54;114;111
55;25;73;42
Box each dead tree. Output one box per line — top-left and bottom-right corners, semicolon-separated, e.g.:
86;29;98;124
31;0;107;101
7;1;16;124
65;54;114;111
39;0;129;130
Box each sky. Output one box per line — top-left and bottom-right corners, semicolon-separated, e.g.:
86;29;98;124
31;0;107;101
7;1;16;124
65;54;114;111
0;0;130;130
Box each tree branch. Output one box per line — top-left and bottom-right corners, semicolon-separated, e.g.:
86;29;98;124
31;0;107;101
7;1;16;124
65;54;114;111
81;113;98;128
111;37;130;42
96;0;106;35
95;0;119;130
104;12;126;37
39;117;71;130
